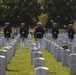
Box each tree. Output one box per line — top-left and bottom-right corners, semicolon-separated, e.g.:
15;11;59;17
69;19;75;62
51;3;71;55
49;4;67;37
43;0;76;27
0;0;42;27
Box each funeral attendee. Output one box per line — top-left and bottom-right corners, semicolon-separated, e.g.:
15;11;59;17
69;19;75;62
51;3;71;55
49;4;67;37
62;44;68;50
19;23;29;49
68;24;75;43
3;22;12;46
52;23;59;44
34;22;45;50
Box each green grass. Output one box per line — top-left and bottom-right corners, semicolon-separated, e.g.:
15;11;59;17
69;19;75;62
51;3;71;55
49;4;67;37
6;39;33;75
6;38;71;75
41;49;70;75
0;45;5;50
0;39;13;50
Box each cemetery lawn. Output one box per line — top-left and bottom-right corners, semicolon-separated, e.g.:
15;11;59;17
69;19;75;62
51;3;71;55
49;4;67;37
6;39;33;75
6;38;70;75
0;44;5;50
41;49;70;75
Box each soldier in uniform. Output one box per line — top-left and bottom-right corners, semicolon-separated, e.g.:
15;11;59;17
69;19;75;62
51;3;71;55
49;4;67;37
34;22;45;50
68;24;75;43
19;23;29;49
3;22;12;46
52;23;59;44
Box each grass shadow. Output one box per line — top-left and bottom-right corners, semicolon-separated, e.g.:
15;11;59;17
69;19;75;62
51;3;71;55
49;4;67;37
6;69;19;72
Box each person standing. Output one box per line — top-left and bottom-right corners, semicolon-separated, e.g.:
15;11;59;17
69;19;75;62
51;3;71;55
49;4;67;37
3;22;12;46
34;22;45;50
52;23;59;44
68;24;75;43
19;23;29;49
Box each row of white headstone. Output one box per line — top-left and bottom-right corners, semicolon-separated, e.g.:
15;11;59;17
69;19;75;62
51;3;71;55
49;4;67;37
0;35;20;75
0;36;5;46
45;33;76;74
28;34;49;75
46;33;76;45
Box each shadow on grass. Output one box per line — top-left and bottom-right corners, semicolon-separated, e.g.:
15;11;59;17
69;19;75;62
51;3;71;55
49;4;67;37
50;72;57;74
6;69;19;72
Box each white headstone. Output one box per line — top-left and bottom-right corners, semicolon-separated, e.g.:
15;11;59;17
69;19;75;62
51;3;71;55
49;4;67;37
61;49;70;67
30;43;37;50
58;34;62;39
53;44;59;58
4;47;10;64
0;56;6;75
0;50;7;69
72;44;76;53
51;42;54;54
28;40;33;49
57;39;62;47
68;42;73;52
49;42;51;53
34;67;49;75
9;46;13;59
10;43;15;56
33;57;45;69
0;39;2;46
69;53;76;74
28;34;32;39
47;42;50;52
56;47;63;62
62;41;67;45
33;52;42;59
45;41;48;50
73;39;76;44
30;47;38;64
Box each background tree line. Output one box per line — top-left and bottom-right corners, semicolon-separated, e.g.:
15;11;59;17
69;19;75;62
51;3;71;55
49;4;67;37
0;0;76;28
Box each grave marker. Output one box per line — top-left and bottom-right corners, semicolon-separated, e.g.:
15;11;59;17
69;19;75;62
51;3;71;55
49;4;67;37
34;67;49;75
69;53;76;74
33;57;45;69
0;56;6;75
61;49;70;67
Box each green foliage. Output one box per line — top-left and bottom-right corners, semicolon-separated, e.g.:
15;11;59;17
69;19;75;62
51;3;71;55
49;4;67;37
0;0;42;27
0;0;76;27
43;0;76;26
38;13;48;26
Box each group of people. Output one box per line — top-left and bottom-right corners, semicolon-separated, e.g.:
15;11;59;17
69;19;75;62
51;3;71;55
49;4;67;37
51;23;75;44
34;22;75;50
3;22;45;50
3;22;29;49
3;22;75;50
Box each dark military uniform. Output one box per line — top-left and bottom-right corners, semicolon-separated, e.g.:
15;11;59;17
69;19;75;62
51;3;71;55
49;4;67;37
19;23;29;49
34;26;44;39
20;27;29;38
68;28;75;39
4;26;12;38
34;23;45;50
4;23;12;46
52;27;59;39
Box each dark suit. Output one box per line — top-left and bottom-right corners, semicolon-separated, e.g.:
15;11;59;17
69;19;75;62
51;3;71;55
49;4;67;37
34;26;44;38
52;27;59;39
20;27;29;38
34;26;45;50
20;27;29;49
68;28;75;39
4;27;12;38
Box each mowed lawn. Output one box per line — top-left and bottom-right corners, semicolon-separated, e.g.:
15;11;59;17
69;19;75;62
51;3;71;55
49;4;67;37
6;38;70;75
6;39;33;75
